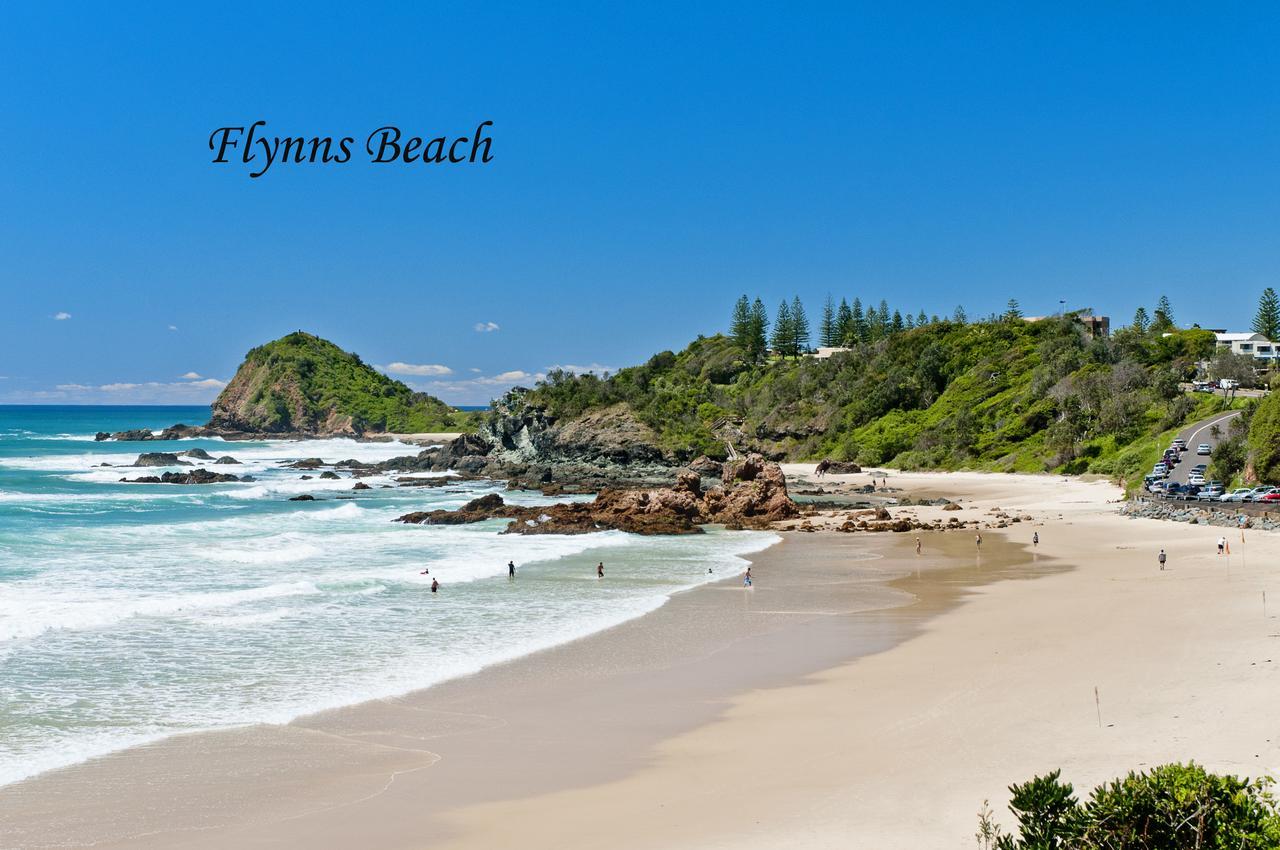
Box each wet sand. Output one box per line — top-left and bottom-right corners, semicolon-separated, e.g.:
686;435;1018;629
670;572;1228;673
0;527;1040;849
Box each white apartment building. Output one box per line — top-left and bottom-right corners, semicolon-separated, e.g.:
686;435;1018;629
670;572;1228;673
1215;331;1278;360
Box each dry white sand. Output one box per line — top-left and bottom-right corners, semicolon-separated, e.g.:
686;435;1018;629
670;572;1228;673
437;468;1280;849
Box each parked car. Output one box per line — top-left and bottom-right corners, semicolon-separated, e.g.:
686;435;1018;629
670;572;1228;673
1198;485;1225;501
1152;464;1168;477
1262;492;1280;503
1187;474;1205;486
1197;444;1212;455
1172;438;1188;450
1245;487;1280;502
1192;381;1213;393
1220;378;1240;391
1220;488;1254;502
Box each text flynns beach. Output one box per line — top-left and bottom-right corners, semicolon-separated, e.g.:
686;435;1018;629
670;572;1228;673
209;120;495;178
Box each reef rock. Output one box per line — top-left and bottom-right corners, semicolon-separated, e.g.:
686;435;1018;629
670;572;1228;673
395;454;796;535
133;452;191;467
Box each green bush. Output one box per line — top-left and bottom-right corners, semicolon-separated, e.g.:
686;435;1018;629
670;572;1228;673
1249;393;1280;484
979;763;1280;850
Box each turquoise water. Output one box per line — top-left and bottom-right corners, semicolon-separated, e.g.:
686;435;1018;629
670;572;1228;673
0;406;775;786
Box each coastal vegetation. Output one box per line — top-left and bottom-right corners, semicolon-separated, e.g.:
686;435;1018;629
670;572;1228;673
209;332;475;435
519;294;1268;486
975;763;1280;849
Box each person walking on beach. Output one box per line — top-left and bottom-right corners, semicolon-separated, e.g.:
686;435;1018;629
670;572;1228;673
1032;532;1039;547
744;567;752;587
597;562;604;579
508;560;516;577
1217;537;1226;556
431;577;440;593
915;537;922;555
975;532;982;549
1158;549;1167;571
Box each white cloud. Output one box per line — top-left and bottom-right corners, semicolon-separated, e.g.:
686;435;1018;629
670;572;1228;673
46;378;228;402
381;362;453;377
485;370;533;383
547;363;615;375
473;321;500;333
168;325;178;331
181;371;203;379
53;312;71;320
469;367;482;373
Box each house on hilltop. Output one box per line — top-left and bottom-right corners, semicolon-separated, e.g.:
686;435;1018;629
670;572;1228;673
1215;331;1278;361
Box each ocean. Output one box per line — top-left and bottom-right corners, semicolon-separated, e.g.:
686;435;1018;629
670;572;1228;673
0;405;775;787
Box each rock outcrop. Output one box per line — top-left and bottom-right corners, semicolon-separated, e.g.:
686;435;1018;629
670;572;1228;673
815;459;862;475
133;452;190;467
395;454;797;535
120;469;246;484
372;396;680;490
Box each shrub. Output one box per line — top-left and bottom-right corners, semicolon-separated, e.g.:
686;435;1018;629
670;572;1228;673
981;763;1280;849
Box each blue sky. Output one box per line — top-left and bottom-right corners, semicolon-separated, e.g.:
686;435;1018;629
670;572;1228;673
2;4;1278;405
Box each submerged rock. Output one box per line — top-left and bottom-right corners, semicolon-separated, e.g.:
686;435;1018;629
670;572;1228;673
214;456;241;464
181;448;213;460
289;494;316;501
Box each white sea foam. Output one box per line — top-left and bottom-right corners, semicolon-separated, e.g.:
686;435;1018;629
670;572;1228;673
0;581;322;643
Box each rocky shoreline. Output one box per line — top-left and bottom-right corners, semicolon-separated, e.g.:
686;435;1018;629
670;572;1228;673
1122;498;1280;531
396;453;796;535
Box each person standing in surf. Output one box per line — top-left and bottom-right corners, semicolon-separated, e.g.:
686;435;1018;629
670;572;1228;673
597;562;604;579
508;560;516;578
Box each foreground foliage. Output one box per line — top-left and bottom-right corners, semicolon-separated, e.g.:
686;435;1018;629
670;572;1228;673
977;763;1280;849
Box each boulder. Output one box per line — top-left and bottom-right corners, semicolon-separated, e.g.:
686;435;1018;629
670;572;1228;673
319;471;340;480
686;455;723;477
121;468;241;484
181;448;214;460
133;452;191;467
290;458;325;469
214;456;241;464
942;502;963;511
815;459;862;475
290;494;316;501
352;482;371;490
161;468;241;484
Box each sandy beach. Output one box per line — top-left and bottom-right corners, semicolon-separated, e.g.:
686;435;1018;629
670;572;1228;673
5;468;1279;848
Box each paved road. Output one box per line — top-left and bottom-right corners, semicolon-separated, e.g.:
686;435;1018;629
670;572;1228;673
1164;409;1242;486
